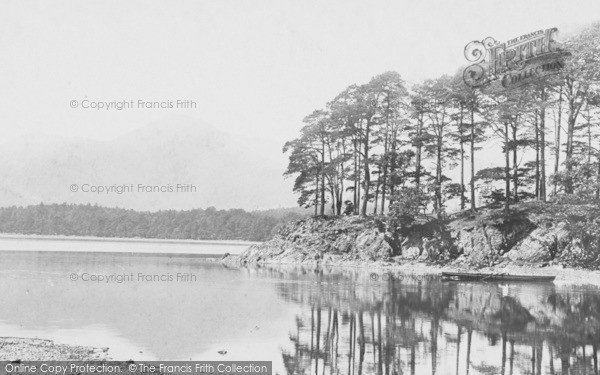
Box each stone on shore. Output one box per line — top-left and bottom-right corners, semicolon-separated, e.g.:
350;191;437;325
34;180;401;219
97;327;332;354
0;337;111;361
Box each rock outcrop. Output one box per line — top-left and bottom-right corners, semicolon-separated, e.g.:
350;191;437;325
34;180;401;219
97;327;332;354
230;216;394;265
227;203;600;269
446;210;537;265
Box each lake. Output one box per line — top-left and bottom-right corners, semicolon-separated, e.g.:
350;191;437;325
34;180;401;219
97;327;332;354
1;241;600;375
0;235;256;255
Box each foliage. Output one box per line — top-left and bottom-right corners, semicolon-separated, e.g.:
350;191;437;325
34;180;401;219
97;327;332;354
551;158;600;201
281;22;600;263
0;203;307;242
553;204;600;267
385;187;429;255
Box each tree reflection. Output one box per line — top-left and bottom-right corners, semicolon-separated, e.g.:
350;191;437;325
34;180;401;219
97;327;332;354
254;266;600;375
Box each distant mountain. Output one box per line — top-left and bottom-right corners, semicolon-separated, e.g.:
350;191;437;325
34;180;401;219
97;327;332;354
0;117;296;211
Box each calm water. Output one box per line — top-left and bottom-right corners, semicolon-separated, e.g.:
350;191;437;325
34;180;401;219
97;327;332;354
1;245;600;375
0;235;254;255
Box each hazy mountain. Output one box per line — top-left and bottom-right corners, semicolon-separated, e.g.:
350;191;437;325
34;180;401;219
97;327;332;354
0;118;296;211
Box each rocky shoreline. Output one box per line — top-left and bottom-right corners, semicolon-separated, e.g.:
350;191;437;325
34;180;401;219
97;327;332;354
223;202;600;285
0;337;111;361
225;254;600;286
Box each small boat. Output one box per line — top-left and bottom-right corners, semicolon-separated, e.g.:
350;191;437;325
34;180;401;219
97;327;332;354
441;271;555;283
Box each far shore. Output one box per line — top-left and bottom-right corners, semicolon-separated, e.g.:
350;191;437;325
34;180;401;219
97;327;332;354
0;233;262;246
0;233;260;256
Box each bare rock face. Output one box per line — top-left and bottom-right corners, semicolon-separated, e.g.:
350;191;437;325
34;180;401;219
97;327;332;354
355;229;393;260
446;212;536;265
505;222;570;262
450;225;505;264
233;216;393;265
232;213;545;266
402;246;421;260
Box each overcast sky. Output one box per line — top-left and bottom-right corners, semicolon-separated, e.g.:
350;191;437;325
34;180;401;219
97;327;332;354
1;0;599;156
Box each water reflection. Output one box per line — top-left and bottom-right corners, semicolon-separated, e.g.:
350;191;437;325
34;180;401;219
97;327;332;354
2;250;600;375
0;251;293;360
242;266;600;375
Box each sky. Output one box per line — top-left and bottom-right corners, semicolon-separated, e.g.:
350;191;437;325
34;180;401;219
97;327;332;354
1;0;599;159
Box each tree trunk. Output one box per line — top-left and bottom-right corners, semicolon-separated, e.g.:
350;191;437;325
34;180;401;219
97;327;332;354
436;135;443;218
554;86;563;196
564;78;586;194
380;167;387;213
320;144;325;216
353;142;358;212
540;102;547;201
388;132;398;207
338;173;344;216
315;172;319;216
459;108;465;210
381;128;390;214
330;187;336;217
470;108;476;212
415;113;423;188
356;140;361;215
565;107;575;194
326;142;339;215
373;171;380;215
361;120;371;216
512;123;518;202
505;122;511;212
535;111;540;199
